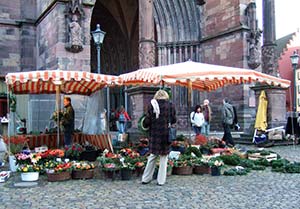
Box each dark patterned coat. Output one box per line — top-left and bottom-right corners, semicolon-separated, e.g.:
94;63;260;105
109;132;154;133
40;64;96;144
146;99;176;155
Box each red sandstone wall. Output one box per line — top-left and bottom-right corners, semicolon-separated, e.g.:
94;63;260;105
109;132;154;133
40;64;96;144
0;0;21;75
277;33;300;111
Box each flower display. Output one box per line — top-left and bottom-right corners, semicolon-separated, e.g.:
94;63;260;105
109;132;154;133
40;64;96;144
47;162;72;173
40;149;65;158
65;144;83;159
15;153;41;165
17;164;42;173
72;161;95;170
173;154;196;167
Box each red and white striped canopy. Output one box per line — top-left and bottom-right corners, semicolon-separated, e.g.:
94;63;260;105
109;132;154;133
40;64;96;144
120;61;291;91
6;70;121;95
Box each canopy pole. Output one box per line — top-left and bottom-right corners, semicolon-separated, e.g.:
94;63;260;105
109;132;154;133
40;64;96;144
6;85;11;155
187;79;192;143
56;85;61;148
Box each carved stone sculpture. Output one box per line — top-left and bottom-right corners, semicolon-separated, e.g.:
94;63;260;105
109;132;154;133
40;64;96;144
65;0;84;53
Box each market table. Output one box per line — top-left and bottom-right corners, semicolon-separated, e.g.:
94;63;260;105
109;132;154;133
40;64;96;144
4;133;113;151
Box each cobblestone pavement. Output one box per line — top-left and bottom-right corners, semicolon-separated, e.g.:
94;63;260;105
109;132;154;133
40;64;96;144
1;144;300;209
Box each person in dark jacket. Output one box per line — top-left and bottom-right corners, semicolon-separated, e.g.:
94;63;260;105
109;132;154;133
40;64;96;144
62;97;75;146
221;98;235;147
142;89;176;186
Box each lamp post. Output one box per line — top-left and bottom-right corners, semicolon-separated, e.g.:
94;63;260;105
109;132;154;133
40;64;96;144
290;50;299;112
91;24;106;74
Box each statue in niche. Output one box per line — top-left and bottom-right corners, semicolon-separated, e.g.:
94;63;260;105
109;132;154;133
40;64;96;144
65;0;84;53
248;30;261;69
66;14;83;53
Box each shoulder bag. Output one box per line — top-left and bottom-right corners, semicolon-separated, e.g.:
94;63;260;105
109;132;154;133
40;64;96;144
168;103;176;143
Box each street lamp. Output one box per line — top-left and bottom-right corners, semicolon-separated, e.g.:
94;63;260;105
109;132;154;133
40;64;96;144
290;50;299;112
91;24;106;74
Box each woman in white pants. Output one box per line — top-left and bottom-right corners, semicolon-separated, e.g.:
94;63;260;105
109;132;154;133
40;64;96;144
141;90;176;186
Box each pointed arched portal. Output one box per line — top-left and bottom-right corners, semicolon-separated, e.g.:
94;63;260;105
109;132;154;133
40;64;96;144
91;0;139;130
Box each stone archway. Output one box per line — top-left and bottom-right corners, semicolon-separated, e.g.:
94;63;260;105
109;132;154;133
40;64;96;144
90;0;203;130
91;0;139;124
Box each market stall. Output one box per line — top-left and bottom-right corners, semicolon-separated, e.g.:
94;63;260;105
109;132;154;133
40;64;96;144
5;70;120;151
120;60;291;140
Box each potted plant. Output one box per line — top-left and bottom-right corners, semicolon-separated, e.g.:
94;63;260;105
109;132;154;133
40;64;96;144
172;154;195;175
71;161;96;179
120;156;136;180
193;157;211;175
80;144;101;161
64;143;83;160
97;151;121;180
15;152;42;181
208;157;224;176
46;161;72;182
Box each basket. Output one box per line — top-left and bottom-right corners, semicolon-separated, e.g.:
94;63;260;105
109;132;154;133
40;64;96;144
72;169;94;180
47;171;71;182
172;166;193;175
193;165;211;175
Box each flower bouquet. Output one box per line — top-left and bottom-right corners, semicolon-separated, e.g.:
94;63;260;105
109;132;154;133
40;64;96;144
71;161;96;179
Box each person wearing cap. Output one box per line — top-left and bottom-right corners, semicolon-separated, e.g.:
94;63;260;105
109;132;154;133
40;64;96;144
202;99;212;137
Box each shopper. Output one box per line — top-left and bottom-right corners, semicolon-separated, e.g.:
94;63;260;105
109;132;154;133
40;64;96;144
116;105;131;133
142;89;176;186
190;105;205;135
221;98;235;147
201;99;212;137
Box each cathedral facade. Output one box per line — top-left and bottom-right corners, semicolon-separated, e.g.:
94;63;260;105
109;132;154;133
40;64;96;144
0;0;264;133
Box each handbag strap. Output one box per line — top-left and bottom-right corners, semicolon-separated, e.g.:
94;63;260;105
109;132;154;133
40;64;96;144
168;102;171;128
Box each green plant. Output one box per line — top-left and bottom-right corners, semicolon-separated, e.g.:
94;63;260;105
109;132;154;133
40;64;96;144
208;157;224;168
223;167;249;176
193;157;209;166
238;159;255;168
284;162;300;173
184;146;202;157
173;155;196;167
220;154;241;166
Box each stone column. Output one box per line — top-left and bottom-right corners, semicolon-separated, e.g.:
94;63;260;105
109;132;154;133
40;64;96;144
127;87;160;142
257;0;288;130
138;0;156;68
262;0;278;76
126;0;156;140
251;85;288;129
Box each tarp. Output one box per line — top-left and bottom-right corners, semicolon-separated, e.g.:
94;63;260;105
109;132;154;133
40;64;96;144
120;60;291;91
5;70;120;95
254;90;268;131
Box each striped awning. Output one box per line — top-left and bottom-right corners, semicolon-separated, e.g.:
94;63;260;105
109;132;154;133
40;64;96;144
5;70;121;95
120;61;291;91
